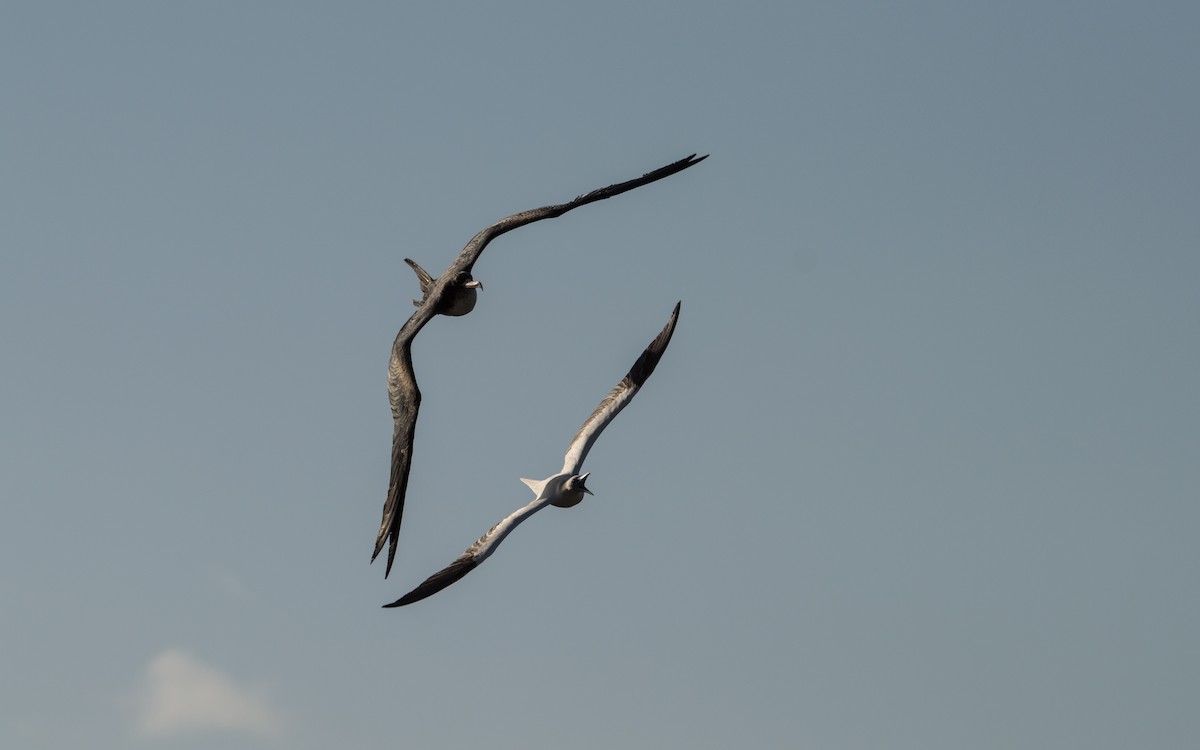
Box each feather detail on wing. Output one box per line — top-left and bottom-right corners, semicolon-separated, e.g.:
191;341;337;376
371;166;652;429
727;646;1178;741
371;319;429;577
561;302;680;475
383;496;552;607
451;154;707;277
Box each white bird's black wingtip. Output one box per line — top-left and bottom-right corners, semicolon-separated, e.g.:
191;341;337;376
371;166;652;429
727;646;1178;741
382;556;480;608
627;301;681;387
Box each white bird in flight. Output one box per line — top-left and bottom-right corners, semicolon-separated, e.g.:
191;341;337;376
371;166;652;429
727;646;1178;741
383;301;681;608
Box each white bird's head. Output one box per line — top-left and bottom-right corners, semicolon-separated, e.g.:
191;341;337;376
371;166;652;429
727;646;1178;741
548;472;593;508
567;472;593;496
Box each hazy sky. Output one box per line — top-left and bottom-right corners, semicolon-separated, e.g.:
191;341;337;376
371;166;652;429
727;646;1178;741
2;2;1197;749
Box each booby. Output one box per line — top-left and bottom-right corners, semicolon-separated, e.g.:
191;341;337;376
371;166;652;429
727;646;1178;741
373;154;706;577
383;301;680;607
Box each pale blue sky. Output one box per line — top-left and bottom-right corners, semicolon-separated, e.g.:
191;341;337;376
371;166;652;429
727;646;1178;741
2;2;1197;748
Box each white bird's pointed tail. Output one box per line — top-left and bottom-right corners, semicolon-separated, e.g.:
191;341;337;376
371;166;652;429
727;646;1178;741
519;477;548;495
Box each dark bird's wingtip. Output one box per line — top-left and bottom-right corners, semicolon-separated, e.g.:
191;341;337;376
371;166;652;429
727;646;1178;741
666;153;708;172
674;153;708;169
633;153;709;184
368;553;392;580
370;530;399;578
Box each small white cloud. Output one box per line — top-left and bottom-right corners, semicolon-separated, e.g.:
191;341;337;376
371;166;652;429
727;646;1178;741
135;649;282;738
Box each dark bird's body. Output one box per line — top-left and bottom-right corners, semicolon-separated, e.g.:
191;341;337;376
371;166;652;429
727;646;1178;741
372;154;707;578
404;258;481;316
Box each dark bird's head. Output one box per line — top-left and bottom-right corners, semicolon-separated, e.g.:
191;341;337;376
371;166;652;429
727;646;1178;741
455;271;483;291
428;271;483;316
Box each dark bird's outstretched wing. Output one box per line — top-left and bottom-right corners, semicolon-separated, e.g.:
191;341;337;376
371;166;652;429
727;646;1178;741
372;155;706;578
384;303;681;607
372;324;431;578
447;154;708;278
